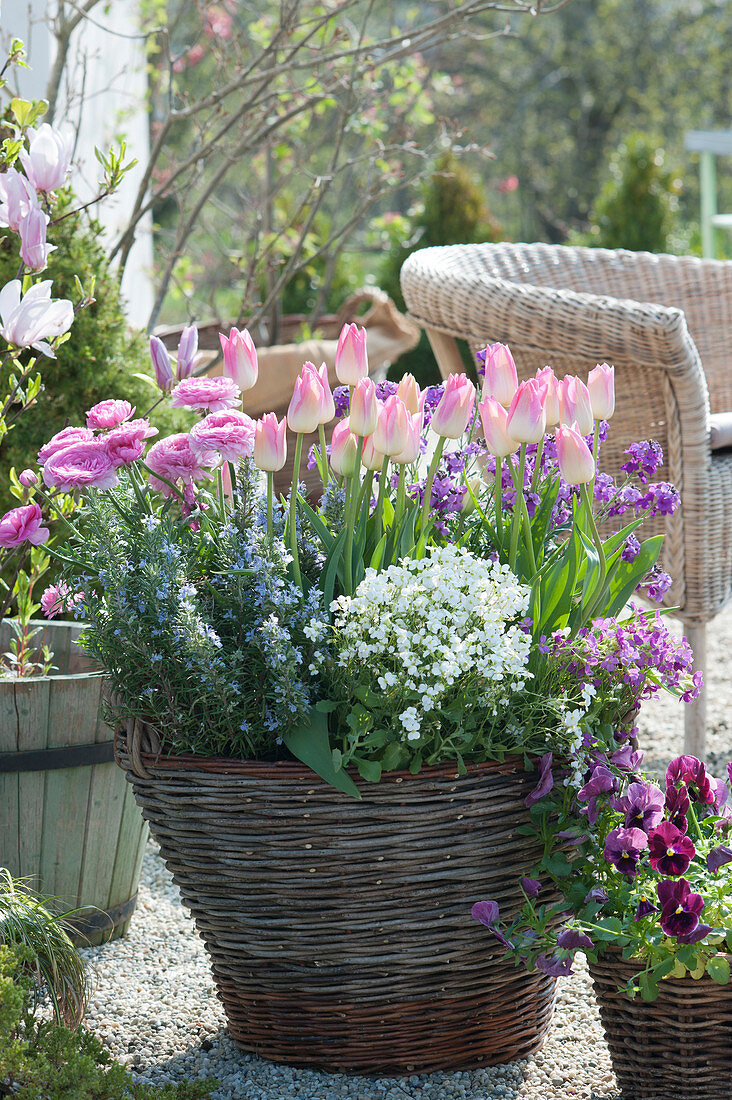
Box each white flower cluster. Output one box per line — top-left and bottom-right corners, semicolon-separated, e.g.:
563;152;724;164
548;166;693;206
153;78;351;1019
330;545;532;741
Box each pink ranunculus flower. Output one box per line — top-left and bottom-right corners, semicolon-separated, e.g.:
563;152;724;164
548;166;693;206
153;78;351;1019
481;343;519;407
0;503;49;547
104;419;159;468
146;433;218;496
555;422;596;485
396;373;421;415
86;399;135;431
40;579;84;620
18;206;55;272
219;327;258;391
559;375;594;436
0;167;39;232
43;440;119;491
535;366;561;427
329;417;359;477
349;377;378;437
587;362;615;421
506;378;547;444
431;373;476;439
188;409;255;463
169;375;241;413
0;279;74;356
253;413;287;472
335;323;368;386
19;123;74;192
19;469;38;487
479;396;520;458
37;426;94;466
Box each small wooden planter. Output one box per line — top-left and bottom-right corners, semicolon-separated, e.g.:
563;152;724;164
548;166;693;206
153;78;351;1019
590;950;732;1099
117;724;559;1074
0;620;148;945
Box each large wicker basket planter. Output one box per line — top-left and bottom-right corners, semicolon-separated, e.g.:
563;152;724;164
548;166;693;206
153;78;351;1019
117;726;559;1074
590;951;732;1099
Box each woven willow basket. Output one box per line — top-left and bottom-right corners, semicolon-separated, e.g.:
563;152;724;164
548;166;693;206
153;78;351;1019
590;950;732;1099
116;720;559;1074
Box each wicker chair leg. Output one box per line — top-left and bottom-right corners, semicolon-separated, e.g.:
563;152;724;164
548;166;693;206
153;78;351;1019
683;621;707;758
425;327;465;378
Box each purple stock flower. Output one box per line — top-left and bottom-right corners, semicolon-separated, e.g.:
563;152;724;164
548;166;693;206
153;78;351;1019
557;927;594;951
707;845;732;873
621;534;641;562
525;752;554;808
635;895;659;921
621;440;664;483
648;821;696;876
612;781;665;833
535;953;574;978
644;568;673;603
657;878;706;941
520;877;542;899
603;827;648;878
640;481;680;516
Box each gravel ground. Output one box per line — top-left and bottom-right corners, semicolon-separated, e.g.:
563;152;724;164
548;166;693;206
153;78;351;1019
80;605;732;1100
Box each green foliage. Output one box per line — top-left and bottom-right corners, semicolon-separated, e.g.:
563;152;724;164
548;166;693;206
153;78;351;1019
577;133;680;252
0;945;216;1099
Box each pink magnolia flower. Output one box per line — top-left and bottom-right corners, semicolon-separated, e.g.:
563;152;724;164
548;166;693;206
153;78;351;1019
0;503;49;547
555;423;595;485
431;374;476;438
86;399;135;431
0;167;38;232
481;344;518;407
219;327;258;391
104;419;159;467
18;206;54;272
146;433;218;496
253;413;287;472
19;123;74;192
559;375;594;436
330;417;359;477
0;279;74;356
42;440;119;491
396;373;421;415
288;363;329;433
176;324;200;380
349;377;378;437
373;395;411;456
37;426;94;465
188;409;255;462
169;375;241;413
506;378;547;444
535;366;561;427
335;323;368;385
479;396;519;458
150;335;173;392
40;579;84;620
587;362;615;420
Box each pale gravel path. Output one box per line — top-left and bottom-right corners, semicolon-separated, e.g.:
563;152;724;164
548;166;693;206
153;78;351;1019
80;605;732;1099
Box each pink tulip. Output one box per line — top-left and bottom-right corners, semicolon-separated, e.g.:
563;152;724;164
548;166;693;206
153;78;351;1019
0;503;49;548
431;374;476;438
219;327;258;391
535;366;561;427
314;362;335;422
176;324;200;380
559;375;593;436
481;343;519;406
335;323;368;385
330;418;359;477
253;413;287;472
392;410;423;465
287;363;330;433
396;373;421;415
361;434;384;471
0;167;38;232
373;394;411;456
506;378;547;444
479;396;520;458
19;124;73;192
587;362;615;420
555;423;596;485
349;377;378;437
150;336;173;392
18;207;54;272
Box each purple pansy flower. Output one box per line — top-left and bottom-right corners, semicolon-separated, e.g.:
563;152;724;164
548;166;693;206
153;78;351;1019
557;927;594;951
525;752;554;808
657;878;706;941
520;877;542;899
603;826;648;878
707;845;732;873
665;783;690;832
471;900;514;949
535;952;574;978
610;744;644;774
578;764;617;824
634;895;659;921
612;781;665;833
585;886;609;905
648;821;696;876
666;755;715;805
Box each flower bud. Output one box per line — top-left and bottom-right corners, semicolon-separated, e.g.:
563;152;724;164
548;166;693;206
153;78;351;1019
559;375;593;436
555;423;596;484
506;378;547;444
373;395;411;456
288;364;327;433
19;124;73;192
253;413;287;472
349;378;378;437
329;417;359;477
481;343;518;406
392;410;423;465
219;326;258;391
431;374;476;438
176;324;200;380
396;373;421;415
479;396;519;458
19;206;54;272
314;362;335;422
150;335;173;392
19;469;38;487
335;323;368;385
587;362;615;420
535;366;561;427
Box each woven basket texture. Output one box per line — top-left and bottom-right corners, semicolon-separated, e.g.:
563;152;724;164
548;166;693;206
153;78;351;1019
590;951;732;1099
116;726;558;1074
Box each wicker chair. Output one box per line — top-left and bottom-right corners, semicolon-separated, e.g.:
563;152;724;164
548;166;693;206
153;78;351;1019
400;242;732;757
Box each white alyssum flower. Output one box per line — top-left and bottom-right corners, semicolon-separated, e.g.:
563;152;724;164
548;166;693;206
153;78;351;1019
330;544;532;741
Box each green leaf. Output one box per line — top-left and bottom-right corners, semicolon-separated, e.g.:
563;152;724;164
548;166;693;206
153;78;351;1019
282;710;361;798
355;757;382;783
369;532;388;570
638;970;659;1002
603;535;664;618
545;852;573;877
381;742;405;771
651;957;677;980
707;955;731;985
299;495;335;551
331;747;343;772
315;699;340;714
726;929;732;952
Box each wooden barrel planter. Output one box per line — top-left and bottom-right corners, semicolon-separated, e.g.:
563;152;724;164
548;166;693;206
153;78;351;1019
0;620;148;946
590;951;732;1100
117;722;559;1074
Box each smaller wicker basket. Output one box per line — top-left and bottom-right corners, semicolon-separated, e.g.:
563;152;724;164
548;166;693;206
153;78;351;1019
589;950;732;1100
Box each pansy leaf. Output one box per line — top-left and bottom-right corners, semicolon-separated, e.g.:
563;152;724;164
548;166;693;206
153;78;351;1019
638;971;659;1002
707;955;730;985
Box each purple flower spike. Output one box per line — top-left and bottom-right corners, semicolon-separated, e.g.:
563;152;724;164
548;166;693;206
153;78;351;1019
557;927;594;951
613;781;665;833
525;752;554;808
634;895;659;921
535;952;574;978
603;826;648;878
648;821;696;877
657;878;705;940
520;877;542;899
707;845;732;873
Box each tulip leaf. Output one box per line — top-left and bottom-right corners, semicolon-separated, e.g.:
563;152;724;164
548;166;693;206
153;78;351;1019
322;527;348;611
298;495;336;551
707;955;730;985
602;535;664;617
282;709;361;798
369;532;387;570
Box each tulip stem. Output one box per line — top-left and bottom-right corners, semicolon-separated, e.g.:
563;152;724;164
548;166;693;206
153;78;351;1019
419;436;445;535
266;471;274;540
395;464;406;526
590;420;600;499
578;481;606;628
530;438;544;494
356;469;374;517
228;461;237;499
494;456;503;540
374;454;391;542
508;445;525;573
344;475;354;596
288;432;304;590
318;423;329;486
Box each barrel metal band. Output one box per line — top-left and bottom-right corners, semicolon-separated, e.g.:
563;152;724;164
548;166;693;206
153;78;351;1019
0;740;115;773
66;893;139;939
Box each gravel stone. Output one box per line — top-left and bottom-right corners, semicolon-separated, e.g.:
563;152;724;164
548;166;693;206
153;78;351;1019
79;604;732;1099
